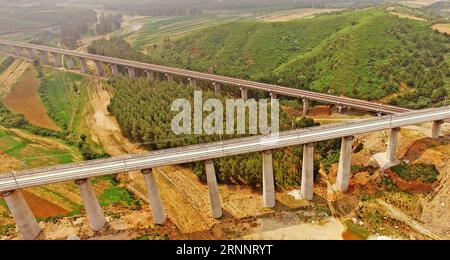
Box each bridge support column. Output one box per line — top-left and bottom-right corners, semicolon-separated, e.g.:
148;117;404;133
26;48;36;61
109;64;119;76
127;67;136;77
39;51;48;65
65;55;75;70
146;70;155;80
214;82;221;97
335;136;354;192
240;87;248;101
79;58;88;73
300;143;314;200
51;53;62;67
205;160;223;219
262;150;275;208
303;99;309;117
188;78;197;88
94;61;104;77
386;128;400;163
2;190;43;240
15;47;22;57
431;120;443;140
141;169;167;225
165;73;173;82
75;179;107;231
270;92;277;100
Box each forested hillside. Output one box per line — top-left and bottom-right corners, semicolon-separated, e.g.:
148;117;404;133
108;77;347;189
146;8;450;109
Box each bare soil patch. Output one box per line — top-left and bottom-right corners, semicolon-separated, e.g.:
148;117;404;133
3;66;60;131
21;190;70;218
390;12;427;21
432;24;450;34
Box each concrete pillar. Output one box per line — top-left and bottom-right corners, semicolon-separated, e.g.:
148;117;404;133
262;150;275;208
94;61;104;77
75;179;107;231
213;82;221;97
15;47;22;57
110;64;119;76
189;78;197;88
386;128;400;162
65;55;75;70
335;136;354;192
240;87;248;101
303;99;309;117
127;67;136;77
204;160;222;219
300;143;314;201
26;49;36;60
141;169;166;225
51;53;62;67
146;70;155;80
79;58;88;73
431;120;443;140
270;92;277;100
2;190;42;240
165;73;173;82
338;105;344;113
39;51;48;65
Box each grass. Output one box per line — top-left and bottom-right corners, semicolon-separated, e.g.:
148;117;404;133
99;185;141;209
38;68;87;137
391;163;440;184
0;127;80;168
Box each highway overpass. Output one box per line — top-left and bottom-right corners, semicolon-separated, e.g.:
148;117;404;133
0;107;448;239
0;39;411;116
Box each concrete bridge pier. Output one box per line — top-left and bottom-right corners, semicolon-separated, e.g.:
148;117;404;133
213;82;221;97
65;55;75;70
188;78;197;88
94;61;104;77
26;48;36;61
146;70;155;80
141;169;167;225
79;58;88;73
300;143;315;200
205;160;223;219
39;51;48;65
431;120;443;140
262;150;276;208
75;179;107;231
127;67;136;77
51;53;62;67
270;92;277;100
240;87;248;101
386;128;401;163
15;47;22;57
335;136;354;192
302;99;310;117
2;190;43;240
110;64;119;76
165;73;173;82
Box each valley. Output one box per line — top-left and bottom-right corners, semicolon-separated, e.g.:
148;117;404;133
0;1;449;241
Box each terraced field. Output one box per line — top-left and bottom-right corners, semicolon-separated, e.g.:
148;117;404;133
124;12;263;52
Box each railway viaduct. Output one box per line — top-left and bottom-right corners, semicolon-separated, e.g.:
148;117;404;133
0;40;448;240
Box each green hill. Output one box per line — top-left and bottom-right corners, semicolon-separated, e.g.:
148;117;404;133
148;7;450;109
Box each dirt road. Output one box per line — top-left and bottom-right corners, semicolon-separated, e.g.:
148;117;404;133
376;199;442;240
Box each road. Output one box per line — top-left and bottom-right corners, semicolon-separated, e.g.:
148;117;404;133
0;106;448;193
0;39;410;114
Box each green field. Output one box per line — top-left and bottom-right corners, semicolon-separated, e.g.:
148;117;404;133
123;11;266;51
0;127;80;169
39;68;88;138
